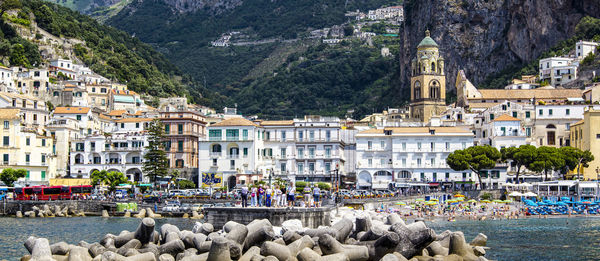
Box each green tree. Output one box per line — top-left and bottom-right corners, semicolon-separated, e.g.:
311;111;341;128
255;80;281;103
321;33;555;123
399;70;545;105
446;146;501;190
91;170;128;193
143;119;168;188
0;0;22;16
501;145;537;184
529;146;565;181
9;43;30;67
0;168;27;187
177;180;195;189
560;147;594;179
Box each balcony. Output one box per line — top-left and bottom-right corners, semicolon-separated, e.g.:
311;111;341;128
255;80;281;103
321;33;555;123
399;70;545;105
209;152;222;158
227;154;240;159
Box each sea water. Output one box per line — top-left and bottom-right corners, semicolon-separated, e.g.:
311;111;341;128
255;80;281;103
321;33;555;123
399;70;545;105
1;217;599;260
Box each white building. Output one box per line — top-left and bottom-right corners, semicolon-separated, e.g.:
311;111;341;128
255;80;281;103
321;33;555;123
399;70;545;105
199;118;264;189
576;40;598;59
482;114;527;150
50;59;74;71
0;66;14;92
538;57;578;87
69;118;151;181
355;127;478;191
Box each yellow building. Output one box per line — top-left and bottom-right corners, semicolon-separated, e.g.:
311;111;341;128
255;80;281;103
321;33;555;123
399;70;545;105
569;108;600;180
0;108;56;185
410;30;446;122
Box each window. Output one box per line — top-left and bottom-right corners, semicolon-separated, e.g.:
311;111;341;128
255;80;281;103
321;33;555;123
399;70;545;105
309;162;315;172
3;154;8;164
596;134;600;139
165;124;170;134
230;160;235;170
368;141;372;150
445;142;450;150
178;124;183;134
417;142;422;150
3;136;8;146
76;115;82;121
526;111;530;118
512;111;517;118
402;142;406;150
26;138;30;146
417;158;422;167
281;163;287;172
462;173;467;179
25;154;30;164
120;123;124;128
433;172;437;181
539;109;543;115
298;131;304;141
549;109;553;115
297;163;304;173
42;139;46;147
430;158;435;166
325;130;331;141
526;128;531;137
136;123;140;128
325;147;331;157
176;159;184;168
164;141;171;151
380;140;385;149
281;131;286;140
308;147;315;158
297;148;304;159
401;158;406;167
566;109;570;115
501;127;506;135
209;130;222;140
325;162;331;173
280;148;286;158
178;141;184;152
489;114;495;121
41;171;46;180
3;121;8;129
368;159;373;167
243;148;248;157
420;173;425;181
309;131;315;141
430;142;434;150
445;172;450;179
462;142;466;149
566;123;570;130
212;159;217;166
226;129;239;140
243;129;248;140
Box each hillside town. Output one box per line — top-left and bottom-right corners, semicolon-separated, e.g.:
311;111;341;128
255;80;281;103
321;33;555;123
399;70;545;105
0;30;599;199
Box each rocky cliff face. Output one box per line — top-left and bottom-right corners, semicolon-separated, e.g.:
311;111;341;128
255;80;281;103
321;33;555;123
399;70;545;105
400;0;600;91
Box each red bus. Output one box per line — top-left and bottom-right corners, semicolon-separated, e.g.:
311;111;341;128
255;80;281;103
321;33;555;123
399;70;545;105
14;187;32;200
32;186;62;200
61;185;93;199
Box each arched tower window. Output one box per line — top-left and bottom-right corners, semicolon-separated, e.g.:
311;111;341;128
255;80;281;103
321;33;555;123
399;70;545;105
429;80;440;100
431;62;436;73
414;81;421;100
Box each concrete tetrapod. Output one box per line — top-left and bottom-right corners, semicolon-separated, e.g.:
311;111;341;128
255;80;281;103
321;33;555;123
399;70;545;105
319;234;369;261
134;218;156;245
207;236;231;261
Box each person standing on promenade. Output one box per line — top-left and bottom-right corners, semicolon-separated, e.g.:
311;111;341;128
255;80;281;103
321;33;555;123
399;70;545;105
265;185;272;207
275;186;282;208
251;186;257;207
287;183;295;207
280;184;287;206
313;185;321;208
303;185;311;207
241;184;249;208
258;185;265;207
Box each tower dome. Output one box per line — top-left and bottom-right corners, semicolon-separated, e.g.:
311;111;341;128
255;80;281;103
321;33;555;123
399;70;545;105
417;30;438;48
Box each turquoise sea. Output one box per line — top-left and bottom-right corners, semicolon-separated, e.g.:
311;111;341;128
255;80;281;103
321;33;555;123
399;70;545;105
1;217;599;260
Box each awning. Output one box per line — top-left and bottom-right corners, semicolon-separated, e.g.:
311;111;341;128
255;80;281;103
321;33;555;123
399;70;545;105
567;97;584;102
428;183;440;186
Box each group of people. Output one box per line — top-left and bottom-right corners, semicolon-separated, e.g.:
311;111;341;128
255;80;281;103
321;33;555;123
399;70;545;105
239;182;324;208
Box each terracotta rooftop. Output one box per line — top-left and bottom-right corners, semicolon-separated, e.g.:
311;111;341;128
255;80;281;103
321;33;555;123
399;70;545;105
211;117;258;127
54;107;90;114
107;110;127;116
0;108;20;120
492;114;521;122
260;120;294;126
116;118;153;123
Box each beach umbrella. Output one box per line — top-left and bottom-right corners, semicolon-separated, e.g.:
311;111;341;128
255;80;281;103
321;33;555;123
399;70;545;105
395;202;406;205
456;198;464;202
502;200;513;203
480;200;491;203
454;194;465;198
508;191;523;197
561;197;571;201
416;198;425;202
467;199;477;203
556;202;567;206
425;201;437;206
492;199;503;203
523;192;537;197
430;198;439;201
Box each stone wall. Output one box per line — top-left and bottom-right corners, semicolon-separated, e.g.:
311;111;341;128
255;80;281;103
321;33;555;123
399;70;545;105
0;200;110;215
205;207;332;229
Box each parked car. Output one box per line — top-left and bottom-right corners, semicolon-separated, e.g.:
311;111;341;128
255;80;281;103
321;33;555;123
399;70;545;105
190;204;202;212
202;204;214;209
162;204;180;212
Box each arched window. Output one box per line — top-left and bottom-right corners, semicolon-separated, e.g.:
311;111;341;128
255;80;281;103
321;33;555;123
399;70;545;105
546;124;556;129
212;144;221;153
414;81;421;100
431;62;436;73
429;80;440;99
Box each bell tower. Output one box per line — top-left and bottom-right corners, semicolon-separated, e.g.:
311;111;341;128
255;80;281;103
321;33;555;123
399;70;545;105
409;30;446;122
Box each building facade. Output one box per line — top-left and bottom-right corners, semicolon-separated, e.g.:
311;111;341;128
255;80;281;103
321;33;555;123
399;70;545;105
160;110;206;182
